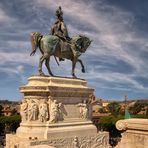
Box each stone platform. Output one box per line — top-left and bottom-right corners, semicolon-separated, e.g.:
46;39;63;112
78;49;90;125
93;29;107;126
6;76;111;148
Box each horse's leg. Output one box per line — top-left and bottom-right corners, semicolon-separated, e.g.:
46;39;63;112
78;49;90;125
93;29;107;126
72;59;77;78
38;55;45;75
45;57;54;76
77;59;85;73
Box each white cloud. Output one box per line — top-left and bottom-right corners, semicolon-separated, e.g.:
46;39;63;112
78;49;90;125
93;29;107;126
0;65;24;75
0;51;39;65
81;66;143;89
0;8;14;23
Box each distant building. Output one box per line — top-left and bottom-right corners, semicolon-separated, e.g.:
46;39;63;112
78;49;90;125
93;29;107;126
92;100;102;113
102;100;110;107
0;100;20;116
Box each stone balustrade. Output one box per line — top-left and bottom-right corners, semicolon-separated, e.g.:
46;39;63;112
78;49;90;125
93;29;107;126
116;118;148;148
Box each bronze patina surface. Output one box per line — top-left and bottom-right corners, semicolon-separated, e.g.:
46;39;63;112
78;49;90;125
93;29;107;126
30;7;92;78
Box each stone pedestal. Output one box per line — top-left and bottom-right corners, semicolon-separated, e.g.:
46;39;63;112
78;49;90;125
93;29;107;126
115;118;148;148
6;76;111;148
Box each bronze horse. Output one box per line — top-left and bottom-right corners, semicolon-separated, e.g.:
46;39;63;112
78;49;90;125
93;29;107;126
30;32;92;78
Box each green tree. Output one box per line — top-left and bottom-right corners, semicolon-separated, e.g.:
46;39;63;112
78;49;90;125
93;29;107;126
0;105;3;116
107;102;121;117
0;115;21;135
99;107;107;113
129;101;145;114
146;107;148;116
99;116;123;136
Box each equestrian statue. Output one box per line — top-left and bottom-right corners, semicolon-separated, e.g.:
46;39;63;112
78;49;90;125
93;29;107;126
30;6;92;78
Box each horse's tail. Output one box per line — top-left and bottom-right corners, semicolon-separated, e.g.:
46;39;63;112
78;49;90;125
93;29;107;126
30;32;43;56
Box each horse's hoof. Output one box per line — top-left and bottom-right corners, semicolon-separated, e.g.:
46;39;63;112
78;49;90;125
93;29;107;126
50;74;54;77
82;68;85;73
37;72;45;76
72;75;77;79
48;72;54;77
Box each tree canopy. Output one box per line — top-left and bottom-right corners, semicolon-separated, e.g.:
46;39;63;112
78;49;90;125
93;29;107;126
107;102;121;117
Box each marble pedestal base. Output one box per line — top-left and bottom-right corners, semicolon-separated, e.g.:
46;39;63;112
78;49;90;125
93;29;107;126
6;76;111;148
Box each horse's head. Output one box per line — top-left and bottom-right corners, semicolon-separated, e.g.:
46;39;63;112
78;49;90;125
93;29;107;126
30;32;43;56
73;35;92;53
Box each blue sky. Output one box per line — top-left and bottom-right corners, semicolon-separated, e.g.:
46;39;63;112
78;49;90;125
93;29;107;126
0;0;148;101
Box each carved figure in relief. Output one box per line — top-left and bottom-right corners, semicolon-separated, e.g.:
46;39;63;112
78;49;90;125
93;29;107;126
91;135;105;148
82;103;88;119
38;100;48;122
78;100;88;119
58;102;67;121
58;102;64;121
28;100;38;121
48;96;54;110
79;140;90;148
77;103;83;118
88;94;95;119
72;136;80;148
49;100;59;123
20;100;28;121
102;136;108;146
